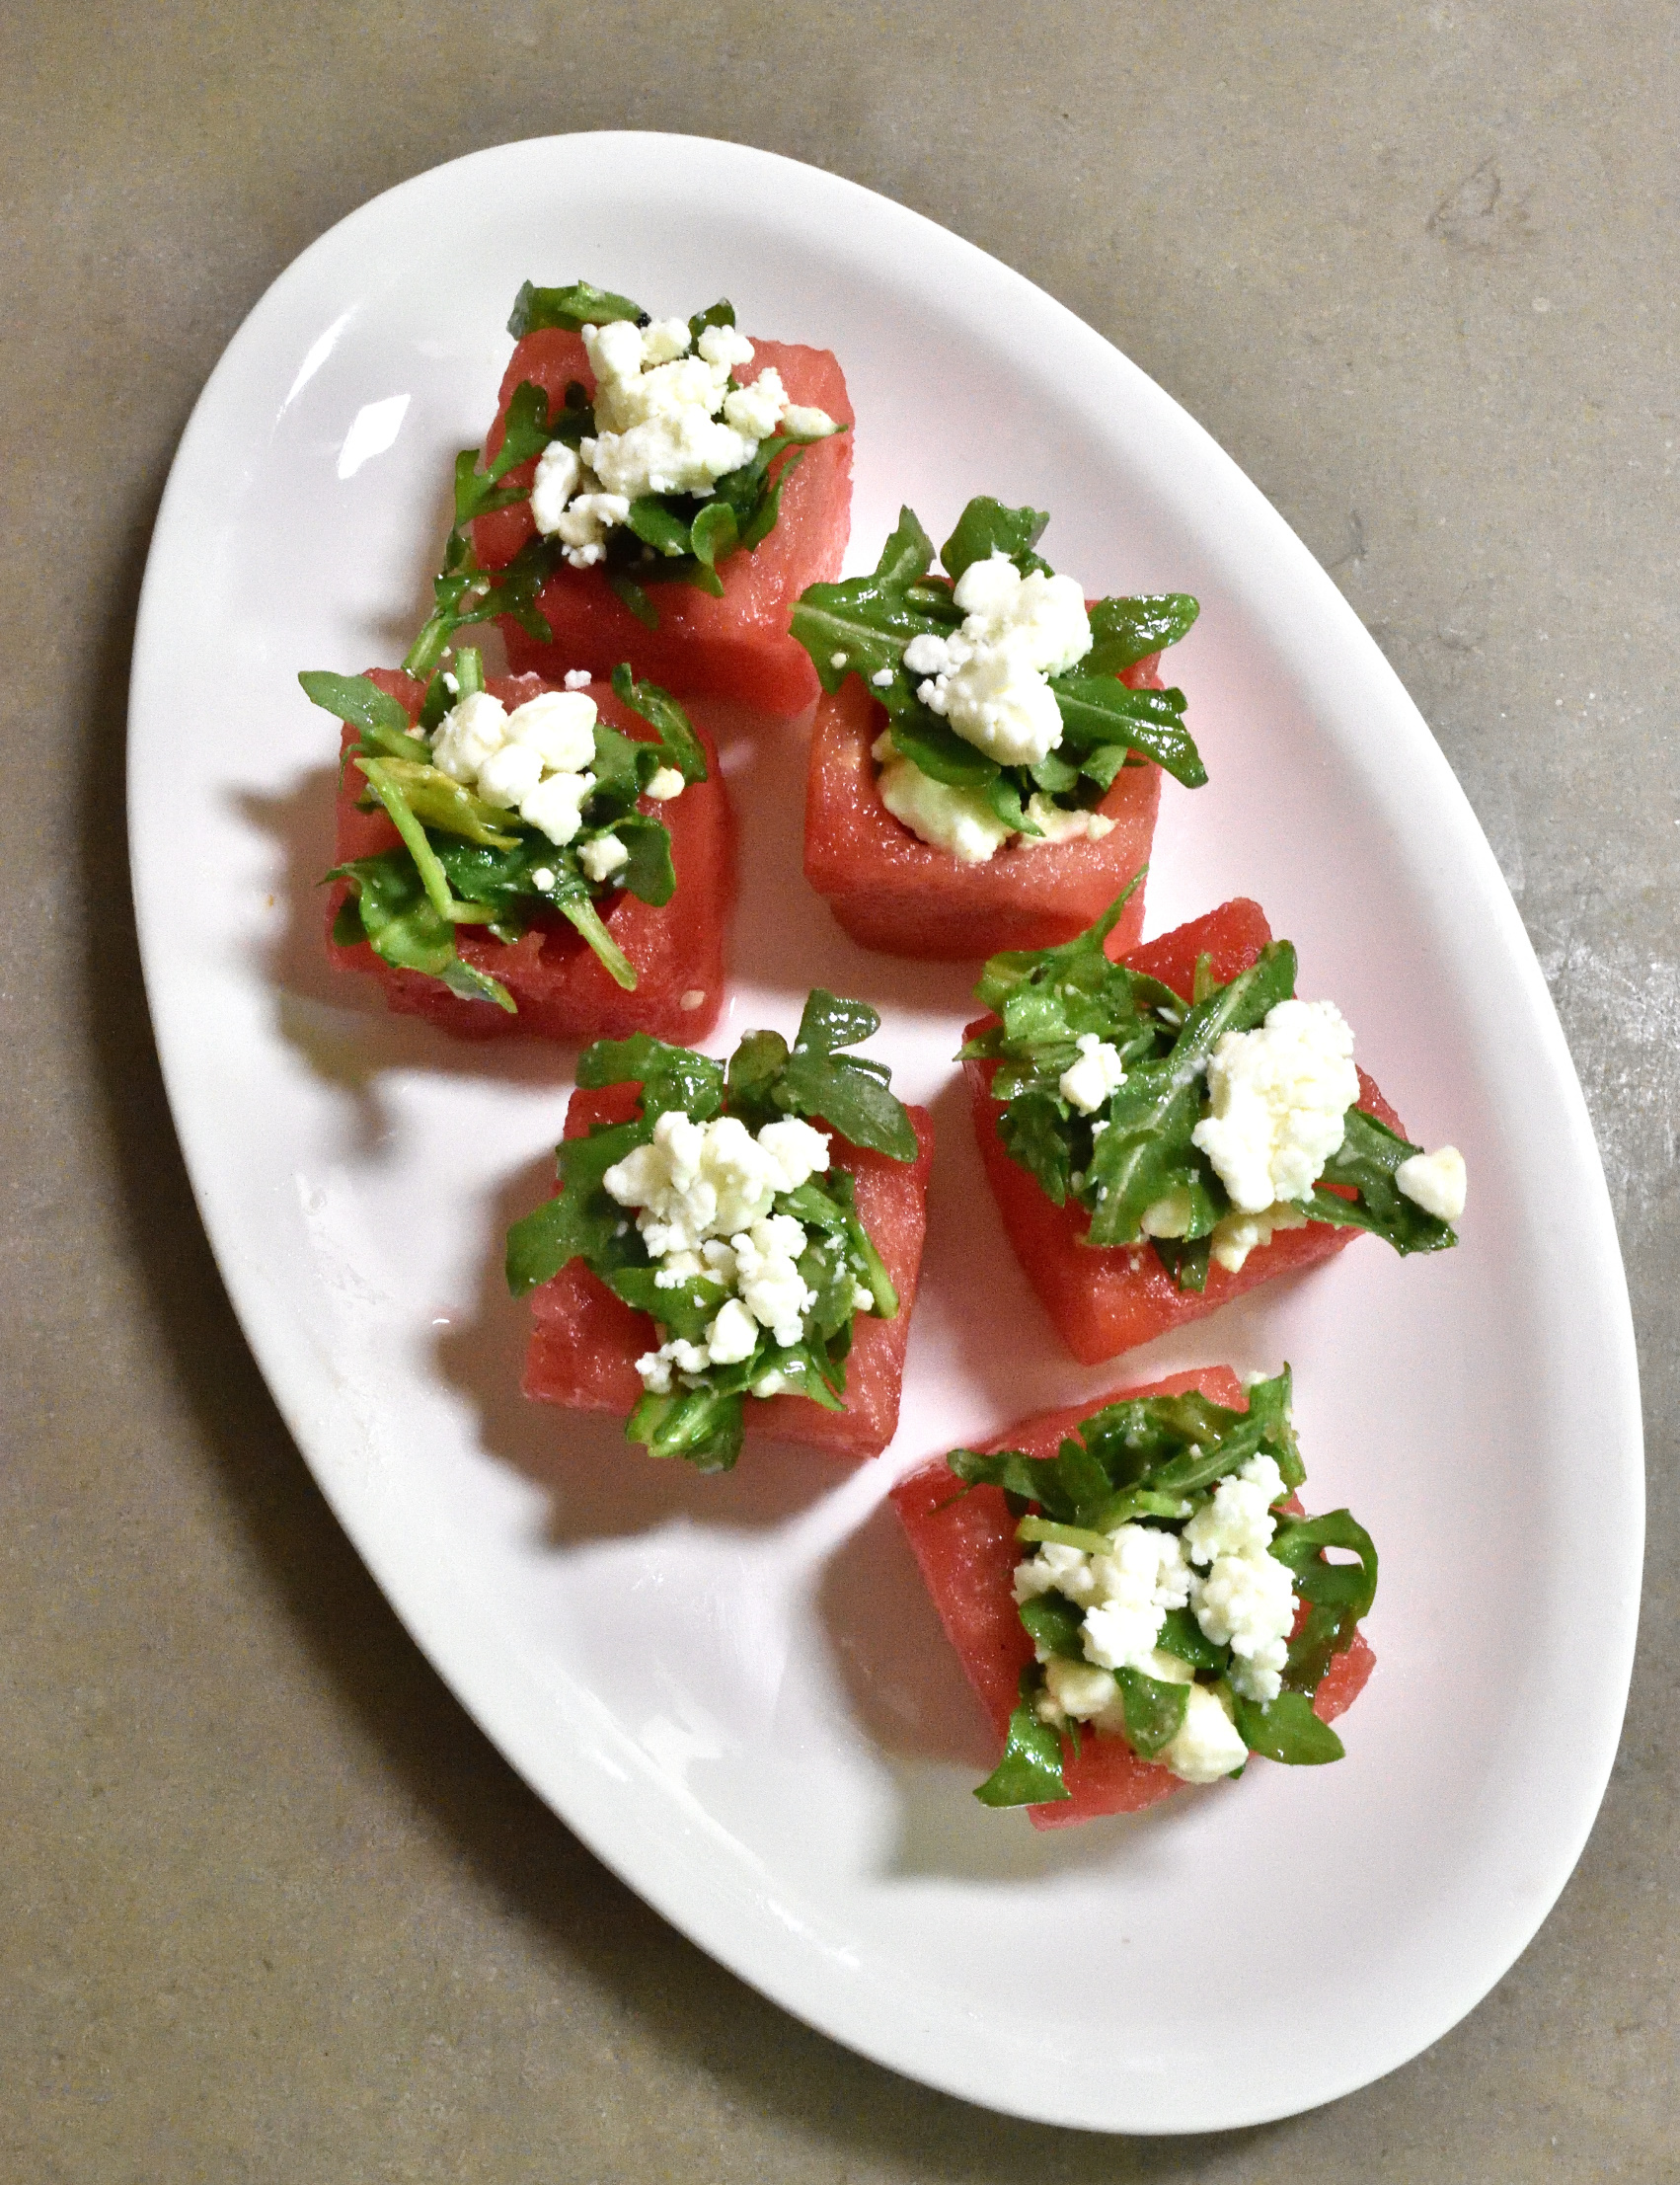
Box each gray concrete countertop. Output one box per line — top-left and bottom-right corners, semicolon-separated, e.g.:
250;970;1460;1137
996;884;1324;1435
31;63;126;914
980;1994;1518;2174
5;4;1674;2177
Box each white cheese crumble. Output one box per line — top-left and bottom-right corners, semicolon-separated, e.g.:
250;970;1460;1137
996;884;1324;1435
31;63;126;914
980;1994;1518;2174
562;667;593;690
1182;1452;1294;1704
1059;1033;1126;1115
430;687;600;846
874;738;1013;864
577;833;629;883
602;1112;861;1393
1395;1143;1467;1221
1162;1683;1250;1783
524;316;837;568
905;552;1092;767
1191;998;1360;1213
644;766;686;801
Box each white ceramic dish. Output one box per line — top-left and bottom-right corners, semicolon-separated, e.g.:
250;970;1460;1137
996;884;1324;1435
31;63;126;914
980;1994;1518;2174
128;133;1642;2134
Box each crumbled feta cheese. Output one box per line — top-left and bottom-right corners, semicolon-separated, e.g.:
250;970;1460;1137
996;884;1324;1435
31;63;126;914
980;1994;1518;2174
831;652;848;668
1041;1658;1120;1722
1013;1541;1100;1608
429;687;603;846
605;1111;837;1391
531;866;556;891
722;365;788;441
552;491;632;566
442;669;459;695
577;833;630;883
1395;1144;1467;1222
1208;1201;1308;1273
876;745;1015;864
1184;1453;1294;1704
644;766;686;801
562;667;593;690
696;322;754;371
1017;792;1115;846
1191;998;1359;1213
704;1296;759;1366
780;404;843;442
520;769;596;847
910;552;1092;768
1161;1682;1248;1783
1081;1524;1194;1673
871;667;895;688
1059;1033;1126;1115
529;439;582;532
1139;1187;1194;1238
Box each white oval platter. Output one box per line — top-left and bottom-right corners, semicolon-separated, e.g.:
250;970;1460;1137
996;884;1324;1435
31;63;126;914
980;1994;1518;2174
127;132;1642;2133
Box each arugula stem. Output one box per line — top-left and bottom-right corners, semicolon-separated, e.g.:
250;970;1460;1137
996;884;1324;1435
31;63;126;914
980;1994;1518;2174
1015;1517;1114;1556
561;897;638;990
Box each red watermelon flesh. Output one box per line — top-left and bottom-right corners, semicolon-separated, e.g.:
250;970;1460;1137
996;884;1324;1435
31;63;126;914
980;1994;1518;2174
964;898;1410;1365
889;1366;1375;1829
326;668;735;1045
802;651;1168;961
523;1081;935;1460
471;329;854;717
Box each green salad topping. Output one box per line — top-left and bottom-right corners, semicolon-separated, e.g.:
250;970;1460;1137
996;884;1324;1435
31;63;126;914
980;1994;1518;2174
962;881;1459;1291
402;285;840;663
947;1369;1378;1807
302;651;706;1006
505;994;919;1474
790;498;1204;841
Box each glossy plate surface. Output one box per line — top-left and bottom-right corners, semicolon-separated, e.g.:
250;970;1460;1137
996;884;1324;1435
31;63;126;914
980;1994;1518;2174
128;133;1641;2133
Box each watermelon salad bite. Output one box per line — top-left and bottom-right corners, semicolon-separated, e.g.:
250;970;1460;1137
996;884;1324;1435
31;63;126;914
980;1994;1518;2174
304;650;733;1042
791;497;1204;959
420;279;854;716
506;993;933;1472
890;1366;1378;1827
964;885;1467;1364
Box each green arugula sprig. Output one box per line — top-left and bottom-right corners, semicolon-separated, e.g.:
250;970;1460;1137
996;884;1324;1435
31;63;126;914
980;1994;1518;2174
961;885;1459;1290
302;653;707;1006
790;499;1204;838
949;1369;1377;1805
504;993;917;1474
404;288;844;660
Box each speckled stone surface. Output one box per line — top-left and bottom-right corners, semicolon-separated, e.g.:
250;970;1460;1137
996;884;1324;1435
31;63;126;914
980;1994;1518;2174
4;4;1675;2177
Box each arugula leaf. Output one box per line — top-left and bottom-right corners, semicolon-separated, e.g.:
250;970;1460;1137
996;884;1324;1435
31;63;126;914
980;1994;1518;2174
941;497;1050;582
507;279;645;337
1155;1606;1228;1672
1113;1667;1190;1758
1232;1690;1345;1765
299;670;422;752
1310;1108;1458;1254
628;1384;746;1474
1050;678;1206;789
1084;594;1200;675
1017;1595;1087;1662
973;1672;1070;1807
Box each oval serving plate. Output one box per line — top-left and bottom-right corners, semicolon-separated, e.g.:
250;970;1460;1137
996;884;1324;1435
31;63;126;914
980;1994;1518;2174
128;133;1641;2133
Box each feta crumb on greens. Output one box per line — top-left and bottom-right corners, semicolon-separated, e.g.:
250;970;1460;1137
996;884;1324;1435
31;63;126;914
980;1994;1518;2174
402;281;843;658
504;991;918;1474
948;1368;1378;1805
791;498;1205;862
300;650;707;1010
962;876;1463;1291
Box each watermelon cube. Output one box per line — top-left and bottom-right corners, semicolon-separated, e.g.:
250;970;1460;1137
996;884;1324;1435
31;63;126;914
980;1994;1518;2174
889;1367;1375;1829
471;329;854;717
802;654;1167;961
523;1080;935;1460
965;900;1410;1364
327;668;735;1044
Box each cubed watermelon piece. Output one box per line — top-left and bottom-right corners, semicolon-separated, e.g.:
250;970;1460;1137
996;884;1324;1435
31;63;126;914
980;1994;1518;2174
471;329;854;717
524;1080;935;1459
889;1367;1375;1829
326;668;735;1044
964;899;1409;1364
802;653;1167;960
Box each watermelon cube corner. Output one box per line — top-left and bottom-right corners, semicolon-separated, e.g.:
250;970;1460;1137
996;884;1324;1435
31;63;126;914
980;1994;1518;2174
802;661;1168;962
471;329;855;718
326;668;736;1045
964;898;1410;1365
523;1083;936;1462
888;1367;1376;1830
